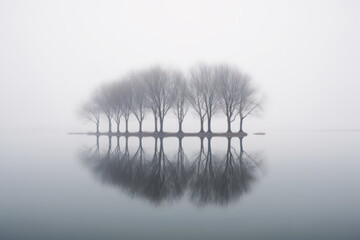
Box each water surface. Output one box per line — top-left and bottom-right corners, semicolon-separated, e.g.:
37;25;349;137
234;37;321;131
0;131;359;239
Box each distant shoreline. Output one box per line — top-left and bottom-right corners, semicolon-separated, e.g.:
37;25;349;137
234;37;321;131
68;131;253;138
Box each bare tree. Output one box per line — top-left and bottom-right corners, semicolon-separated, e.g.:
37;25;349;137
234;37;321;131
79;100;101;134
148;99;159;133
189;68;207;133
143;68;159;133
130;71;150;133
80;64;263;135
237;77;263;133
95;84;114;133
119;80;133;133
172;72;190;133
144;66;175;133
110;82;122;133
190;65;219;133
217;65;243;133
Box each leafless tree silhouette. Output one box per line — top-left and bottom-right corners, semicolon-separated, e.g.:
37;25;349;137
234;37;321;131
144;67;176;133
79;98;101;134
189;68;207;133
217;65;243;133
119;80;133;133
80;64;263;134
109;82;123;133
237;76;263;132
190;65;219;133
96;84;114;133
173;73;190;133
129;72;150;133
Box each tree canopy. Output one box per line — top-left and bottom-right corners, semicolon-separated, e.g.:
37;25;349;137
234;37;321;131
79;64;263;134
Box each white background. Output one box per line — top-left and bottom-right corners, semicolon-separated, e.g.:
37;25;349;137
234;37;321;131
1;0;359;133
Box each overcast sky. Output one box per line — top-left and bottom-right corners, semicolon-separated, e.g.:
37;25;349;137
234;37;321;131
0;0;359;132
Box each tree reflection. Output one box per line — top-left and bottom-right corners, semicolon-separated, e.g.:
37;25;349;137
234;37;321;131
144;137;184;203
79;136;262;207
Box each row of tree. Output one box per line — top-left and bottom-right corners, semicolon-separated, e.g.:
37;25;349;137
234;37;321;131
80;64;263;134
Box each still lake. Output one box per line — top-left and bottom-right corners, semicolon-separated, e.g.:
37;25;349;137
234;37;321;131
0;130;359;239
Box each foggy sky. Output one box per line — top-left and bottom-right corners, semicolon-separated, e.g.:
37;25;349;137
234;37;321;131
0;0;359;132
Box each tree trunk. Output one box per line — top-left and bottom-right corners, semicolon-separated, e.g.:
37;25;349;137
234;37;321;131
96;122;99;134
207;117;212;133
125;118;129;133
139;120;142;133
154;116;158;133
116;122;120;133
108;117;112;133
159;117;164;133
178;120;183;133
199;118;204;133
227;117;231;133
239;117;244;133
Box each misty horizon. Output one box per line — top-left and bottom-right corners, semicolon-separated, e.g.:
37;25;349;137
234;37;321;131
1;0;359;132
1;1;359;240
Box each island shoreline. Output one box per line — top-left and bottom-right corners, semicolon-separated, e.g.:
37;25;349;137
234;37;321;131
68;131;249;138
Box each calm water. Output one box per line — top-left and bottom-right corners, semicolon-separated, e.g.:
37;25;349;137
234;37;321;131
0;131;359;239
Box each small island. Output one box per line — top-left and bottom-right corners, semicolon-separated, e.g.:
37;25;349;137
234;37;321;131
78;64;263;136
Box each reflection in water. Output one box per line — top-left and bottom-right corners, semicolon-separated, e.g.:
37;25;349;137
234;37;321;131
80;136;263;207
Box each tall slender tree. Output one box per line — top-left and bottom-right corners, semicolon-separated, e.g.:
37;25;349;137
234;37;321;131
217;65;243;133
110;82;123;133
144;66;175;133
81;64;263;134
172;72;190;133
79;99;101;134
237;76;263;133
119;80;133;133
96;84;114;133
130;71;150;133
191;65;219;133
189;67;207;133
